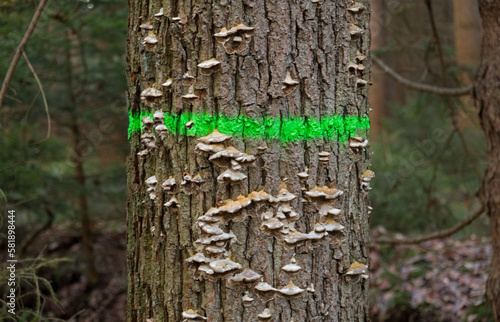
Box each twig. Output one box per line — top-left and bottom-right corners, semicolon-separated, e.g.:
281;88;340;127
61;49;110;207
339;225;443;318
372;56;472;96
0;0;49;111
373;203;485;245
425;0;447;87
22;52;51;142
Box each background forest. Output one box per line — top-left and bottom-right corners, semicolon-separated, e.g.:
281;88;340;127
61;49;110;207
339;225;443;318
0;0;492;321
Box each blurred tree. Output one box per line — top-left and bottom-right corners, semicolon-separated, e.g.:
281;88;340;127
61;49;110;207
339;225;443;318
126;0;372;321
0;0;128;296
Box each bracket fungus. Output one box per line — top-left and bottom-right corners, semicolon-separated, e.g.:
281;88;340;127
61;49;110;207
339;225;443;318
356;50;367;62
258;308;272;320
297;167;309;179
278;281;305;297
164;196;179;208
197;58;221;75
306;185;343;200
153;7;164;17
145;176;158;200
217;168;247;182
142;116;154;130
227;268;261;285
349;24;364;36
162;176;176;191
137;149;149;158
182;85;199;103
242;291;254;306
261;217;284;231
143;31;158;45
209;258;242;275
345;261;368;283
181;72;196;86
282;256;302;274
140;85;163;106
214;23;255;54
347;2;366;13
139;23;153;30
255;281;277;294
153;110;164;124
319;151;331;163
141;132;156;149
195;142;225;155
349;136;368;153
161;78;173;89
198;129;232;144
182;309;207;321
356;79;368;87
185;120;194;129
361;170;375;191
154;124;168;139
282;71;300;95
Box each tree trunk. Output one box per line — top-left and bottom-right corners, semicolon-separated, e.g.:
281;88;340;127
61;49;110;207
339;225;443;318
126;1;371;321
475;1;500;320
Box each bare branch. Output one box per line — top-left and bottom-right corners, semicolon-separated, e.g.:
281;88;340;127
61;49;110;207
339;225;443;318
22;52;51;142
0;0;49;111
372;56;473;96
373;204;485;245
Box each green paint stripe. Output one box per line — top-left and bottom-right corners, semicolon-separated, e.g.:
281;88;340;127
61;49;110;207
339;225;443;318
128;111;369;142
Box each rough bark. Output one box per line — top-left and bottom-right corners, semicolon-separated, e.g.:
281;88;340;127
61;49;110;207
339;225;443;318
475;1;500;320
126;0;371;321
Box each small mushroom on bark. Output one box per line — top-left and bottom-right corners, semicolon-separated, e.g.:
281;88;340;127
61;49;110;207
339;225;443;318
282;256;302;274
197;58;221;75
181;72;196;86
198;128;232;144
255;281;277;293
242;291;254;306
349;24;364;36
214;23;255;54
164;196;179;208
278;281;305;297
282;71;300;95
345;261;368;283
140;85;163;106
217;168;247;182
182;309;207;321
155;124;168;139
347;2;366;13
182;85;199;103
349;136;368;153
162;176;176;191
258;308;272;320
161;78;173;88
209;258;242;275
228;268;261;285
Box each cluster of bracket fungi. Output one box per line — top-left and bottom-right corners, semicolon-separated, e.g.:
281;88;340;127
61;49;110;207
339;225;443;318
179;129;366;319
138;4;373;320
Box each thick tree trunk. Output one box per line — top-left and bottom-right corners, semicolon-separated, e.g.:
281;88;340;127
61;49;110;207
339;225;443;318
126;1;371;321
476;1;500;320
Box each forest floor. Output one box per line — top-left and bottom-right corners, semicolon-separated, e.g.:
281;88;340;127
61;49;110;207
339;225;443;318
19;225;491;321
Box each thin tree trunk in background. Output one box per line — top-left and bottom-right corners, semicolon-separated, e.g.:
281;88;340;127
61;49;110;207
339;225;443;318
475;1;500;320
453;0;481;122
369;0;386;134
453;0;481;74
126;0;372;321
66;29;98;287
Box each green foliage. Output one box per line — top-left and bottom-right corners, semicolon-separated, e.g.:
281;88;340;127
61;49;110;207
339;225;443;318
370;95;487;234
0;257;69;321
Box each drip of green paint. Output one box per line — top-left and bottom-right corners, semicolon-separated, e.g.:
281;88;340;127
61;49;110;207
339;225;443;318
128;110;369;142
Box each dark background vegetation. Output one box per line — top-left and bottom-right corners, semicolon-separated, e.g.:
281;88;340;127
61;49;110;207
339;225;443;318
0;0;491;321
